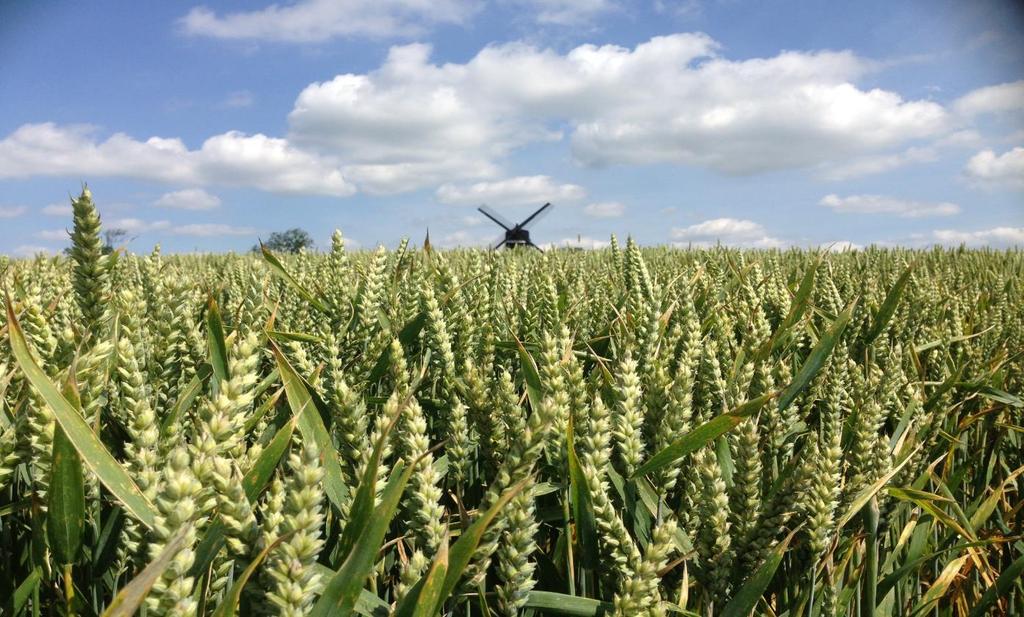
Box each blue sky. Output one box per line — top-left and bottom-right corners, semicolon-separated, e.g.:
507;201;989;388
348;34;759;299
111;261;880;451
1;0;1022;254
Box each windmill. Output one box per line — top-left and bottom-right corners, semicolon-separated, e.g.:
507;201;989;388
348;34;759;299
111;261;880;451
478;202;553;251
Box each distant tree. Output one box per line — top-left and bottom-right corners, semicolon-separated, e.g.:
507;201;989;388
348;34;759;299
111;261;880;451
62;227;128;256
102;228;128;254
255;228;315;254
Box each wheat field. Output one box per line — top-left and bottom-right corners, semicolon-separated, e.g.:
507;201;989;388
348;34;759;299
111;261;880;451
0;188;1021;616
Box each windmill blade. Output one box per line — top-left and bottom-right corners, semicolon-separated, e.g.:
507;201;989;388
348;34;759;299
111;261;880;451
478;205;513;230
526;240;544;252
519;202;552;230
490;234;509;250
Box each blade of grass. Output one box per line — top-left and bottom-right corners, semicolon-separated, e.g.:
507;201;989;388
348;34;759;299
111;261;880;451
836;447;920;531
4;568;41;615
968;552;1024;617
101;524;191;617
272;341;348;512
910;554;969;616
48;426;85;567
6;299;157;530
310;394;408;617
260;244;330;314
632;393;775;478
310;460;413;617
516;336;543;411
779;299;857;413
393;530;450;617
190;413;297;576
433;477;531;608
206;297;229;391
761;254;820;358
862;264;912;348
211;532;294;617
48;374;86;569
568;414;599;572
523;591;613;615
160;363;213;437
721;527;799;617
861;497;880;617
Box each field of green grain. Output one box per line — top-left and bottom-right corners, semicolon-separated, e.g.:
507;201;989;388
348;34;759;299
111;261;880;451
0;188;1021;616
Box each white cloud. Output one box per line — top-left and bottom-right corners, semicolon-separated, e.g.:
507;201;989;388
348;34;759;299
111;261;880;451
543;235;610;249
341;237;363;250
173;223;257;237
819;194;960;217
439;229;492;248
515;0;616;24
154;188;222;210
287;34;950;192
954;80;1024;117
932;227;1024;248
670;218;783;248
0;205;27;218
822;240;863;251
345;159;500;195
36;229;70;241
436;175;585;206
583;201;625;218
564;47;947;172
107;218;255;237
0;34;968;198
0;123;354;196
221;90;255;108
821;146;938;180
180;0;475;42
43;203;72;216
820;131;983;181
41;217;257;239
964;147;1024;190
13;245;56;257
106;218;172;234
654;0;701;18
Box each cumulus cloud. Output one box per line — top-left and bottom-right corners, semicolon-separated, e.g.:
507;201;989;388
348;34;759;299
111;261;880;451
819;194;960;217
821;147;938;180
13;245;57;257
819;130;983;181
286;34;950;192
0;205;27;218
105;218;170;234
173;223;257;236
40;217;257;239
439;229;492;248
964;147;1024;190
180;0;475;42
954;80;1024;117
0;33;972;197
0;123;354;196
436;175;585;206
221;90;255;108
583;201;625;218
670;218;783;248
43;203;72;216
543;235;610;249
932;227;1024;248
35;229;71;241
822;240;863;251
106;218;256;237
154;188;222;210
515;0;617;24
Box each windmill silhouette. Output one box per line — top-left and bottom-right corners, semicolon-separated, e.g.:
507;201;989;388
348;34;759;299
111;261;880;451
478;202;553;251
